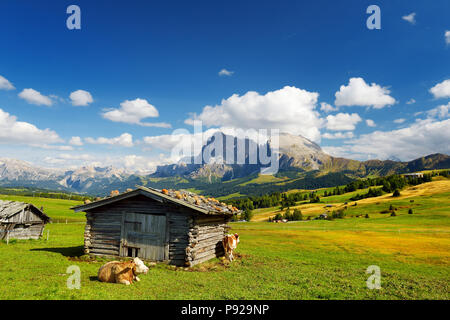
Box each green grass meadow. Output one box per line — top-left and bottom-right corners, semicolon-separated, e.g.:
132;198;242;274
0;185;449;300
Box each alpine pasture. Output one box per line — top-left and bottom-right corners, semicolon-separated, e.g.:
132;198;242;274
0;179;449;300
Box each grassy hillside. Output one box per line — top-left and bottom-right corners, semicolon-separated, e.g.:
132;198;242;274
251;178;450;221
239;174;289;186
0;179;448;299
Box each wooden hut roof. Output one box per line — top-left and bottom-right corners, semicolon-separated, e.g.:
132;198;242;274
71;186;240;216
0;200;50;223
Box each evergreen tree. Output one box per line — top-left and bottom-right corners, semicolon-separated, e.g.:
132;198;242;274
292;209;303;221
242;209;254;221
284;208;292;220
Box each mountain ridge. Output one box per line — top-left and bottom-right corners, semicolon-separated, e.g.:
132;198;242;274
0;133;448;197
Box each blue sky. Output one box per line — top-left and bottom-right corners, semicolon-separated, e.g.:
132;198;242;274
0;0;449;171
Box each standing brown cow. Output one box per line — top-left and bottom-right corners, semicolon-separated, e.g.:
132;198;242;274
222;233;240;261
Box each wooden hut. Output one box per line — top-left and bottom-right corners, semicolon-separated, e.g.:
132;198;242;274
0;200;50;240
71;186;240;267
404;172;424;179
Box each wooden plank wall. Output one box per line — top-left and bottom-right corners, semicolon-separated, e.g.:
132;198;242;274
167;211;191;266
0;208;47;240
85;210;122;256
185;215;230;267
0;224;45;240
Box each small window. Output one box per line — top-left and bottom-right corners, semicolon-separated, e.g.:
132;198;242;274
127;247;140;258
14;224;29;229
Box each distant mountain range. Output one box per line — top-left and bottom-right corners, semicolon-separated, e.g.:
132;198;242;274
0;132;449;197
0;158;140;195
152;132;450;179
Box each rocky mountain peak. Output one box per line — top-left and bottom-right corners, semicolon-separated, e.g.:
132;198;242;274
276;132;330;171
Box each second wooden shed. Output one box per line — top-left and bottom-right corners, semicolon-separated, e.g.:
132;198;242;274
0;200;50;240
71;186;240;267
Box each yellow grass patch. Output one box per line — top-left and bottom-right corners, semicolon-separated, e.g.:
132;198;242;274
355;180;450;206
251;228;450;266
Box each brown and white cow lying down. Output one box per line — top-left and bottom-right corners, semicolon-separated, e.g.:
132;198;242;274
98;257;149;285
222;233;240;261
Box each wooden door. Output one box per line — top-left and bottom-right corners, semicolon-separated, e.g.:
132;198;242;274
120;213;167;261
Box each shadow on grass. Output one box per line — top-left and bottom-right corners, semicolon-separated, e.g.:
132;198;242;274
89;276;99;282
30;245;84;257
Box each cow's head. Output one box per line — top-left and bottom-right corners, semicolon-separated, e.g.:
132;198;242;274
133;257;149;274
234;233;240;243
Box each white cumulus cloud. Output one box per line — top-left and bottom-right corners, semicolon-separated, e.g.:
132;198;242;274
69;136;84;146
0;108;63;146
85;133;134;147
429;79;450;99
426;102;450;119
185;86;323;142
366;119;376;127
445;30;450;45
322;132;354;139
218;69;234;76
323;118;450;161
142;133;196;152
121;154;169;174
102;98;171;128
0;75;15;90
394;118;406;124
36;144;74;151
402;13;416;24
18;88;53;106
69;90;93;106
326;113;362;131
335;77;396;109
320;102;338;113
